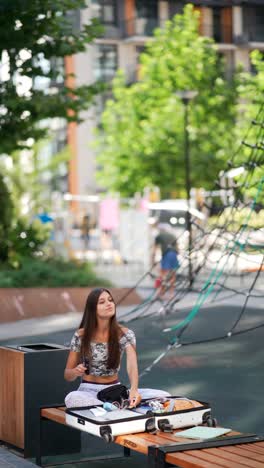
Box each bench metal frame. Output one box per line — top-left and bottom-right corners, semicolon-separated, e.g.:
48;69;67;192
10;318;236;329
148;434;264;468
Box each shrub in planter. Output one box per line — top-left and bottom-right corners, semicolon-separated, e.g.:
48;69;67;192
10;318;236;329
0;257;111;288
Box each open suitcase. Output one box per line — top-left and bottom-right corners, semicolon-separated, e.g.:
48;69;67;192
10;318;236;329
65;405;156;443
65;396;213;443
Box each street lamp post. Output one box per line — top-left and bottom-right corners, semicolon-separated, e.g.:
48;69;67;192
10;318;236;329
176;90;198;289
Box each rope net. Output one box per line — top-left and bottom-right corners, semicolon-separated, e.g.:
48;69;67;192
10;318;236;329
117;104;264;378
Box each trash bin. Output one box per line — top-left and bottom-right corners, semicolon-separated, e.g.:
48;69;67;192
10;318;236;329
0;344;81;458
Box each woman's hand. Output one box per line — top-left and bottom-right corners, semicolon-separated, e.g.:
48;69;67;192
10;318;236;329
64;363;87;382
73;363;87;377
129;389;142;408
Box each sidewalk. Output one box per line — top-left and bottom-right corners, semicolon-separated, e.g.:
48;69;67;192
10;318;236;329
0;446;36;468
94;262;153;288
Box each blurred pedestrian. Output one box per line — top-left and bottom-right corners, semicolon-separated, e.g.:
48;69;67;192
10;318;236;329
152;223;180;299
81;214;91;251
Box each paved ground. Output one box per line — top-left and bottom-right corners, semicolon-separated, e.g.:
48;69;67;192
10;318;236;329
0;447;37;468
0;268;263;467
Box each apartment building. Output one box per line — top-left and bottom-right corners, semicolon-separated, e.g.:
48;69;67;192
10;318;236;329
68;0;264;200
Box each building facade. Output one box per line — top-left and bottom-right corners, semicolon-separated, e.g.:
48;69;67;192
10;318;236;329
68;0;264;200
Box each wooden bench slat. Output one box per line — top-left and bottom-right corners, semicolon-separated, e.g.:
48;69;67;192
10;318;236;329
176;446;251;468
139;431;184;445
228;444;264;460
167;444;264;468
115;432;156;455
41;408;66;425
222;445;264;465
166;450;228;468
254;442;264;448
224;444;264;460
241;444;264;455
200;447;264;467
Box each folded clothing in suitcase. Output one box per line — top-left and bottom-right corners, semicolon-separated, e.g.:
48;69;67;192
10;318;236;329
65;405;156;443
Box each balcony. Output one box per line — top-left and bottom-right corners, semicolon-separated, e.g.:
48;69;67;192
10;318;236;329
97;16;159;41
121;16;159;40
99;24;123;40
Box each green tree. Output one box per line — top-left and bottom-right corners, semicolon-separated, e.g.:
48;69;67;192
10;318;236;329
0;0;102;155
234;51;264;203
97;5;240;197
0;0;102;265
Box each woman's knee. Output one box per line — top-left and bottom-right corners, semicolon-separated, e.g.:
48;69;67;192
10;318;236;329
64;390;101;408
139;388;171;399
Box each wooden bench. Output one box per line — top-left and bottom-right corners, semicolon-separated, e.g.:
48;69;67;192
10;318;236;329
37;406;264;468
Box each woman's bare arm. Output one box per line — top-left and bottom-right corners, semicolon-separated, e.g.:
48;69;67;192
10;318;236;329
64;350;86;381
126;345;141;406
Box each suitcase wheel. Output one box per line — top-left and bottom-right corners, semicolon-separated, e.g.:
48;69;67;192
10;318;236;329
207;417;217;427
102;432;114;443
203;414;217;427
100;425;113;443
158;419;173;433
145;417;157;434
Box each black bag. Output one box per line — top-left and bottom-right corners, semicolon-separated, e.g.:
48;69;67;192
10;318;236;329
97;384;129;404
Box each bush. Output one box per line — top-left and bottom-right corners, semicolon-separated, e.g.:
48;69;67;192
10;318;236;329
7;218;51;268
208;207;264;231
0;257;112;288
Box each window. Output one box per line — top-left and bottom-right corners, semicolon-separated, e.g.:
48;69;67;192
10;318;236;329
96;0;117;26
243;6;264;42
135;0;158;19
134;0;158;36
94;44;118;81
212;7;222;43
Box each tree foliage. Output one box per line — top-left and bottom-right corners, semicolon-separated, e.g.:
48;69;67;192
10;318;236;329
0;0;103;265
96;5;240;197
233;50;264;202
0;0;102;155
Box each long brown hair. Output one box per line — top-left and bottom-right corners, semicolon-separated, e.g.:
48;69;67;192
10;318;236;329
80;288;121;370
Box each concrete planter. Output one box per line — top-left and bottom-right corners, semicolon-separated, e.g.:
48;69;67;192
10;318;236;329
0;287;142;324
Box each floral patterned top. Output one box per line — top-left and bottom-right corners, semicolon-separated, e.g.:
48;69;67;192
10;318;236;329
70;328;136;376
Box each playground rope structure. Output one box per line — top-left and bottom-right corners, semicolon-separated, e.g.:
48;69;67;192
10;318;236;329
117;104;264;378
